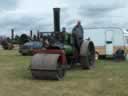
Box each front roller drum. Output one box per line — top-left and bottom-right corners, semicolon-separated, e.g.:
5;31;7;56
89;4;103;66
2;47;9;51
31;67;65;80
31;54;65;80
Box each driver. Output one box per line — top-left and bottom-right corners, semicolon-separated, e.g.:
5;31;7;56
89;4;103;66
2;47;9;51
72;20;84;51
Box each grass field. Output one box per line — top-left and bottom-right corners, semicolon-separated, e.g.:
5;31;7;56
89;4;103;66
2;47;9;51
0;49;128;96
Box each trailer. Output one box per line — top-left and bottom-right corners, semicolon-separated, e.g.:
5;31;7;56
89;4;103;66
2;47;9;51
84;27;126;59
124;32;128;53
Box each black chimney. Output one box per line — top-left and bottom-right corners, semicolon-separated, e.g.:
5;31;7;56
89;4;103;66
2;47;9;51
37;30;40;40
11;29;14;40
53;8;60;32
30;30;33;39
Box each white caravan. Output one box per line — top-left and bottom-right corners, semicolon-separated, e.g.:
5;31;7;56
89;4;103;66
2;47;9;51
84;27;126;58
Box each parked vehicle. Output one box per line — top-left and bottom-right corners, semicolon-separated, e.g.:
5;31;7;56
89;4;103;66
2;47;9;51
124;32;128;50
19;41;43;55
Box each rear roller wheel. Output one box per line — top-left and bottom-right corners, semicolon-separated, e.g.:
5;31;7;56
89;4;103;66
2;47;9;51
80;40;95;69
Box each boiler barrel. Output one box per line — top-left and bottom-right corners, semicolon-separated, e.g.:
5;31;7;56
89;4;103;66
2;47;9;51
64;45;73;56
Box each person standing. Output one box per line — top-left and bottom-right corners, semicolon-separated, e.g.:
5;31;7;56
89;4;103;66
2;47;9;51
72;21;84;64
72;21;84;50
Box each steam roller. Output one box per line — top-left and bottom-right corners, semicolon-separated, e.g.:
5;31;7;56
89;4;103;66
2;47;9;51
30;8;95;80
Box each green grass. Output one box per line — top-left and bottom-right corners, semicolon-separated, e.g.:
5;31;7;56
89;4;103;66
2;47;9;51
0;49;128;96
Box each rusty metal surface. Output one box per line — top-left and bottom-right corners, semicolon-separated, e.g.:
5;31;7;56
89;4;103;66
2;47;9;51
31;53;60;70
80;40;95;69
31;70;57;79
80;40;90;56
32;49;67;65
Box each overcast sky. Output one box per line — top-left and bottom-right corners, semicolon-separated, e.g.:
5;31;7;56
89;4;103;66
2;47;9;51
0;0;128;36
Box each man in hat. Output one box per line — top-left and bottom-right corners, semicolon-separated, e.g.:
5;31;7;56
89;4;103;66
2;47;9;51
72;21;84;50
72;21;84;64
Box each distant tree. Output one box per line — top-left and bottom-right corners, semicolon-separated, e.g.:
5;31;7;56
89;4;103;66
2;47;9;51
1;40;9;49
19;34;30;45
0;36;6;44
1;39;14;50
